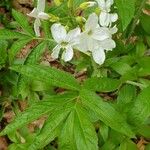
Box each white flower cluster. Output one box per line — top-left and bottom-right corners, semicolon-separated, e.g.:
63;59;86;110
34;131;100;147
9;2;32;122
28;0;118;65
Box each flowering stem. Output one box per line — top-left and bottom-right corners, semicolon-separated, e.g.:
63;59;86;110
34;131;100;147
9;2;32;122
91;58;102;77
33;37;56;43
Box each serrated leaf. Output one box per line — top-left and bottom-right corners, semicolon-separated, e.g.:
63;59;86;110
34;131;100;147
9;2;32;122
0;40;8;65
115;0;136;30
128;86;150;127
11;64;81;91
25;41;47;64
16;41;47;97
110;62;132;75
28;110;70;150
59;105;98;150
80;89;135;138
12;9;34;36
83;77;121;92
117;85;136;105
0;92;77;136
74;105;98;150
9;38;32;63
0;29;30;40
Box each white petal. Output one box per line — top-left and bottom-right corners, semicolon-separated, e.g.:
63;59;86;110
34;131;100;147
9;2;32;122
62;46;73;62
66;28;80;41
106;0;114;10
110;13;118;22
37;0;45;12
92;26;110;40
92;48;106;65
96;0;105;9
27;8;38;18
75;33;89;52
110;25;118;34
87;37;99;51
38;12;49;20
51;23;67;43
34;18;41;37
51;45;61;59
99;38;116;51
85;13;98;31
99;12;110;27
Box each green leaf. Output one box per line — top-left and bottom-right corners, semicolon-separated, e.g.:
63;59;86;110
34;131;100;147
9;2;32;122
101;130;125;150
25;41;47;64
141;13;150;34
0;102;53;136
138;125;150;138
117;85;136;105
8;143;30;150
115;0;136;30
59;105;98;150
11;64;81;91
0;29;30;40
83;77;121;92
119;140;138;150
80;89;135;138
16;41;47;97
128;86;150;127
28;110;70;150
12;9;34;35
9;38;32;63
110;62;132;75
0;40;8;65
0;92;77;136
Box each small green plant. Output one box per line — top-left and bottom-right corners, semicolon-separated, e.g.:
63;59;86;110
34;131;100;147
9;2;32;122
0;0;150;149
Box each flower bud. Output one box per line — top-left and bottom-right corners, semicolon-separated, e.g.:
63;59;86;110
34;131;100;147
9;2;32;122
49;14;60;22
76;16;86;24
79;2;96;10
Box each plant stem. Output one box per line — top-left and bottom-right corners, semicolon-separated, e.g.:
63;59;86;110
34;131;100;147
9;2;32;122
126;80;146;88
127;0;147;41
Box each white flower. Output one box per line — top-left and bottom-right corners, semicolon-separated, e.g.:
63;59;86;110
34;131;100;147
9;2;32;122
96;0;118;27
77;13;111;52
28;0;49;36
99;12;118;27
96;0;113;12
80;1;97;9
77;13;116;65
51;23;81;62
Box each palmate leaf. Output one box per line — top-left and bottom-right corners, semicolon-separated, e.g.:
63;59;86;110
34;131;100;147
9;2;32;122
11;64;81;91
59;104;98;150
115;0;136;30
12;9;34;36
0;92;77;136
80;89;135;138
83;77;121;92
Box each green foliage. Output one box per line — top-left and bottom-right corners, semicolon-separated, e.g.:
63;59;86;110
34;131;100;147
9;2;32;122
0;0;150;149
11;64;81;91
115;0;136;30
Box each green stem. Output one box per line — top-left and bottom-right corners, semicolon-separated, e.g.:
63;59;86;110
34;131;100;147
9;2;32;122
33;37;56;43
91;58;102;77
126;80;146;88
127;0;147;41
